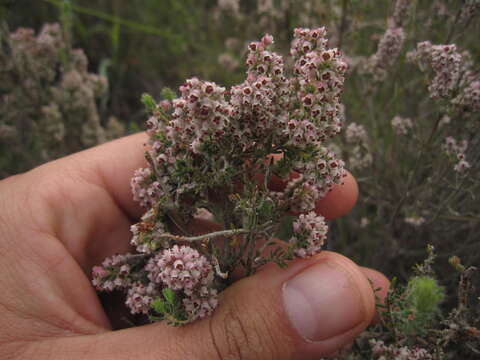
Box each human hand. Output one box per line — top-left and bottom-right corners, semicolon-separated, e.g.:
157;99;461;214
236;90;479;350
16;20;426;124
0;133;389;359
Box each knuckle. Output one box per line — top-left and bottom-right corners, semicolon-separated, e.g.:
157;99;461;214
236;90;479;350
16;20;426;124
209;296;286;360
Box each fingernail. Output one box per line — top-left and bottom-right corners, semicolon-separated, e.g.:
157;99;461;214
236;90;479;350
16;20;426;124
282;260;365;342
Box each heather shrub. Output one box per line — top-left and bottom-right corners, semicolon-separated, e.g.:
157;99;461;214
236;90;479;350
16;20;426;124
93;28;349;324
0;22;124;177
333;0;480;282
347;248;479;360
400;275;444;336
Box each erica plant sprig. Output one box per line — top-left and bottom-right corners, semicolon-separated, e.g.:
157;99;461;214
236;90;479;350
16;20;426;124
92;27;348;325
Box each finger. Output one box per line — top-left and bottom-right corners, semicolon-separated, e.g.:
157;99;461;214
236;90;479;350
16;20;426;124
64;132;149;220
360;267;390;323
314;171;358;220
41;251;376;360
263;153;358;219
10;133;149;272
39;132;356;225
30;132;148;221
265;170;358;220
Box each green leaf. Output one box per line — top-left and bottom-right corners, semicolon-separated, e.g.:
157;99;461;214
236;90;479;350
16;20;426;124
151;298;166;314
257;198;274;218
305;84;316;93
141;93;157;113
275;215;296;242
406;276;444;315
162;288;176;305
98;58;112;79
161;87;177;101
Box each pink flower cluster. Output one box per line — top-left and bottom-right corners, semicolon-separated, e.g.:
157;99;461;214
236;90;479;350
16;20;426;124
443;136;470;174
3;23;113;163
125;282;160;315
272;148;346;213
391;115;413;135
93;245;218;321
130;209;167;253
289;212;328;258
366;27;405;81
409;43;480;116
9;24;63;82
362;0;410;80
183;287;219;322
170;78;232;153
296;147;346;199
408;42;462;99
135;79;235;211
460;2;480;24
290;27;347;144
131;168;163;208
146;245;214;294
347;146;373;171
370;339;433;360
345;122;368;144
453;78;480;115
392;0;412;27
130;28;347;216
217;0;240;15
276;175;320;213
145;245;217;320
443;136;468;155
92;254;135;291
227;28;347;153
230;34;289;148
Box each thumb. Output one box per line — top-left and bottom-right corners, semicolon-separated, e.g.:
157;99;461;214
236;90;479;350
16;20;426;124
46;251;377;360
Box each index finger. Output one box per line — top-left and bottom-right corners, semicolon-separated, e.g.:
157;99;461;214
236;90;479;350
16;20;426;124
264;153;359;219
50;132;149;220
62;132;357;221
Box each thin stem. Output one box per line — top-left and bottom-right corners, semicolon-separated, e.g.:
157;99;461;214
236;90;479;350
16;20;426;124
389;114;443;226
445;6;462;43
253;226;279;260
159;228;249;243
337;0;349;50
439;215;480;222
430;166;474;224
388;150;422;226
43;0;170;37
245;192;260;276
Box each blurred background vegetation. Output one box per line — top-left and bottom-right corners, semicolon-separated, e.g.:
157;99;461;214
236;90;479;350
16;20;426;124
5;0;478;132
6;0;222;123
4;0;387;123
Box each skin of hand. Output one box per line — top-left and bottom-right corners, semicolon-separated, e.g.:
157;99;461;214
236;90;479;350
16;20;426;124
0;133;389;360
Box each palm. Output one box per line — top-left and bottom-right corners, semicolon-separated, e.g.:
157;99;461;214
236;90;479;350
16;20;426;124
0;134;148;339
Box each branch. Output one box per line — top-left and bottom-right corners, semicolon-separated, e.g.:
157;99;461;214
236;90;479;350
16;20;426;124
337;0;349;49
159;228;249;243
